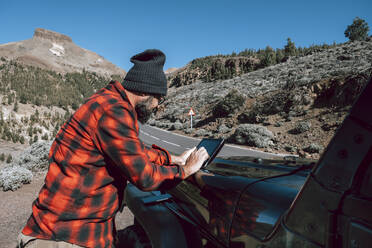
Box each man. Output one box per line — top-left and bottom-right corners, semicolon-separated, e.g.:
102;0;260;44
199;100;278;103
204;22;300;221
18;49;209;248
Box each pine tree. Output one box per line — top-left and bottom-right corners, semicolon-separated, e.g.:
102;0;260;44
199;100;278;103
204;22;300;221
0;111;3;125
276;49;285;63
28;126;33;137
20;93;27;104
345;17;370;41
13;101;18;112
261;46;276;67
7;93;13;105
284;38;297;58
42;133;48;141
0;153;5;161
35;109;40;121
6;154;12;163
20;135;25;144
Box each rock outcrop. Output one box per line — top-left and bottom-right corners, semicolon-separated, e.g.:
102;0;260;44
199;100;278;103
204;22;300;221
167;56;260;87
33;28;73;43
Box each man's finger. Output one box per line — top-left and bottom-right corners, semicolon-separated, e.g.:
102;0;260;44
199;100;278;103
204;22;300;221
197;147;207;154
187;147;196;156
199;147;209;158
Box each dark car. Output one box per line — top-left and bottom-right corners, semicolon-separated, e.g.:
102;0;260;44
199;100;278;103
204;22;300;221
119;77;372;248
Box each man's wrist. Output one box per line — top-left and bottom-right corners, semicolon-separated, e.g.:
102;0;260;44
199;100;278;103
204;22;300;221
182;165;191;178
170;154;185;166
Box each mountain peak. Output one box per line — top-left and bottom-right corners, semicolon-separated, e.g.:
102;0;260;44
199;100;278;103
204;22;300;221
33;28;72;43
0;28;125;78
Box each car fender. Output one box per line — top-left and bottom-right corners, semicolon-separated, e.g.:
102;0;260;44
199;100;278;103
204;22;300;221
124;183;203;248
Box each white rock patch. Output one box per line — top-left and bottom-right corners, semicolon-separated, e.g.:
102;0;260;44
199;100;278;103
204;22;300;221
49;43;65;57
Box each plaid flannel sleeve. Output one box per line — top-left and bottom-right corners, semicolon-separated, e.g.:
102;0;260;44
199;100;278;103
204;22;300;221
143;144;172;165
95;104;185;191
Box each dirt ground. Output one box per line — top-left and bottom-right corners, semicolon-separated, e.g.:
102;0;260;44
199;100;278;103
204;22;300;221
0;140;28;164
0;171;134;248
174;106;349;160
258;107;348;159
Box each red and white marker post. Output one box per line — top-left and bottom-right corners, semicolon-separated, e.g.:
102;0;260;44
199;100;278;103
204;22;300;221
188;107;195;129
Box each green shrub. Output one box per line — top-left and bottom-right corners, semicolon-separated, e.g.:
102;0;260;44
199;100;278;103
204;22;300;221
0;166;33;191
213;89;246;117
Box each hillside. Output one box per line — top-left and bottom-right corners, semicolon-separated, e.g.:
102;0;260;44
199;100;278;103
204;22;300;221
151;38;372;159
166;39;338;87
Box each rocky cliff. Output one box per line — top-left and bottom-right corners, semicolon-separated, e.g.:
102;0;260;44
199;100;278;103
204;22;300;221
33;28;73;43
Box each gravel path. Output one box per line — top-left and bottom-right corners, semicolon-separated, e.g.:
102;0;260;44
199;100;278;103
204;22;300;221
0;172;134;248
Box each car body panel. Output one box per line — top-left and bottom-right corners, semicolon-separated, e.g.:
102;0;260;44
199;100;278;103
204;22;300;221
168;158;312;246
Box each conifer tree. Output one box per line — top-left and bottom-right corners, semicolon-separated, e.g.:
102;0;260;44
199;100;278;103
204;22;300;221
276;49;285;63
6;154;12;163
0;153;5;161
20;135;25;144
262;46;276;67
284;38;297;58
345;17;370;41
13;101;18;112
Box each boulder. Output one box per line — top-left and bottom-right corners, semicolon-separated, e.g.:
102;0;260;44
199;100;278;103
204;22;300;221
230;124;274;148
218;124;230;134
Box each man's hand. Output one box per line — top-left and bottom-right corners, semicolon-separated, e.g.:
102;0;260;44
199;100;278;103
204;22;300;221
171;147;196;166
182;147;209;178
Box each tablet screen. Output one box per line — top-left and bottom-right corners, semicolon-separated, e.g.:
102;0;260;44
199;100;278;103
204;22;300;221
196;138;225;167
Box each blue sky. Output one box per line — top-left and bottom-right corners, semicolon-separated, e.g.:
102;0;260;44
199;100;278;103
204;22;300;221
0;0;371;71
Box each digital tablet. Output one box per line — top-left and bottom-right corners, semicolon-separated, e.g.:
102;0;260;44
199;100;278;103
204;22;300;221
196;138;225;168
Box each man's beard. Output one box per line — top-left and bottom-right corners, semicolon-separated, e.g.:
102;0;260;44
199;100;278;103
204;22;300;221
135;97;156;124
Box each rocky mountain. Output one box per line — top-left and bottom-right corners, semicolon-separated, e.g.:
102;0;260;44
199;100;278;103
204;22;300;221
0;28;126;78
151;38;372;158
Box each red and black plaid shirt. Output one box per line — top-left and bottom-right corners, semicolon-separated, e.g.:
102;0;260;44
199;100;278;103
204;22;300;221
22;81;185;247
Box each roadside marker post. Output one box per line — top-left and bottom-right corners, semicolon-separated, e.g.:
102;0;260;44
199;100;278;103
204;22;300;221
188;108;195;129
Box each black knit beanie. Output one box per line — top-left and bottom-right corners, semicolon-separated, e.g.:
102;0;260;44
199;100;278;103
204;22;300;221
122;49;167;96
